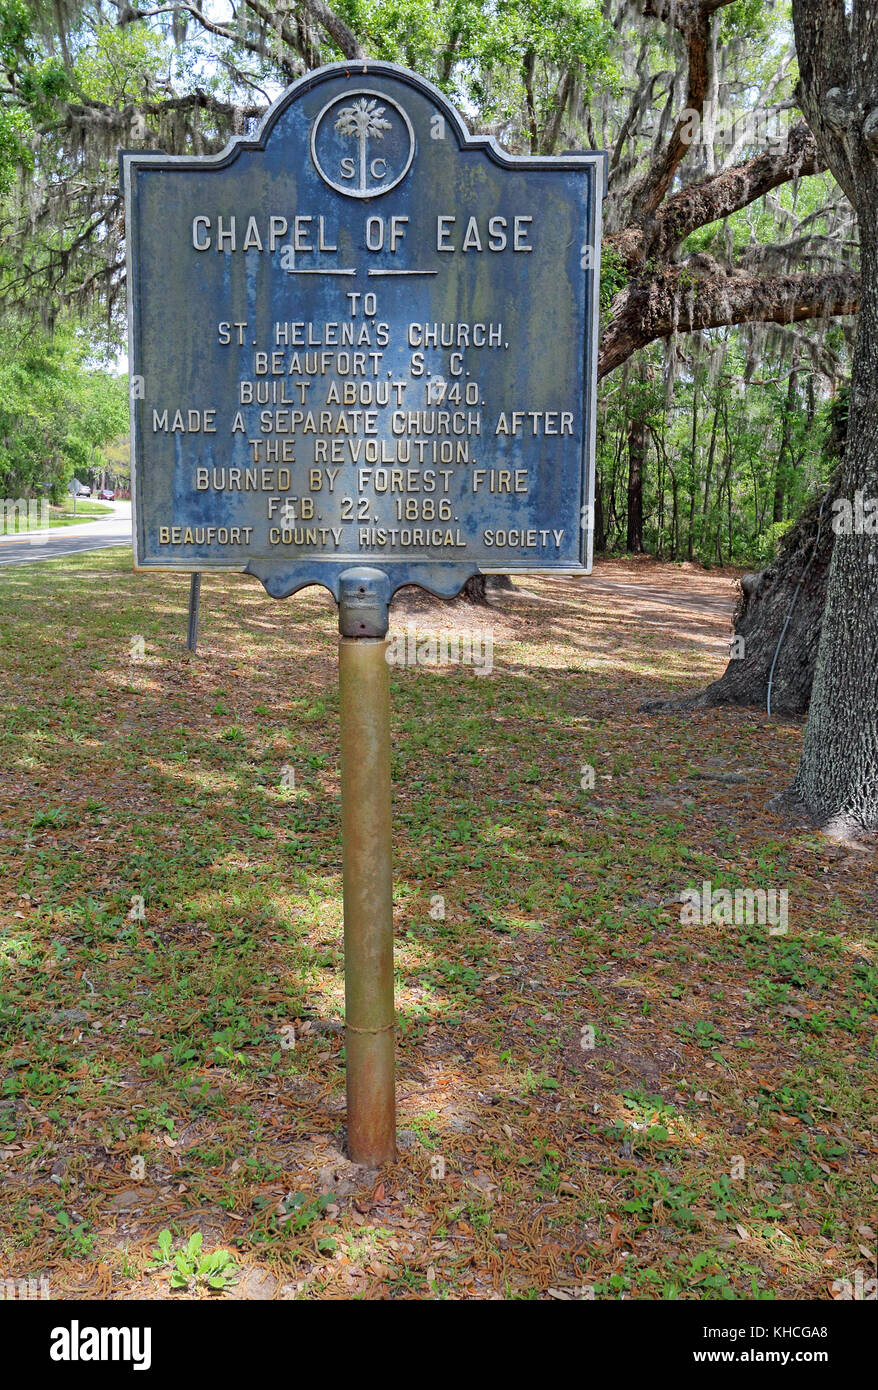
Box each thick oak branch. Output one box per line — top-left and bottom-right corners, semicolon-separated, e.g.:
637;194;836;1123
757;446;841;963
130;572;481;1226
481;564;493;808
631;0;737;218
599;267;860;377
52;91;267;139
649;122;826;261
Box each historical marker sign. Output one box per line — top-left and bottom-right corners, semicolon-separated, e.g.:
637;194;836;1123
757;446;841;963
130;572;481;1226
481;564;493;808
121;62;606;601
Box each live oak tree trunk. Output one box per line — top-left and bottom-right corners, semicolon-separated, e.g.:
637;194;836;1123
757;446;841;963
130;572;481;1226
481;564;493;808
463;574;488;603
461;574;516;602
782;0;878;836
784;227;878;832
645;4;877;836
640;471;840;717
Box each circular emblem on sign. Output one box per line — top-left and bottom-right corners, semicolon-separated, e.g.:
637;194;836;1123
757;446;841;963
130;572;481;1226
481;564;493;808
310;89;414;199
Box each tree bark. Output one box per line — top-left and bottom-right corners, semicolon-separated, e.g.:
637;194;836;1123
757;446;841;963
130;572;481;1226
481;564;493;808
462;574;488;603
781;0;878;836
785;232;878;833
461;574;515;602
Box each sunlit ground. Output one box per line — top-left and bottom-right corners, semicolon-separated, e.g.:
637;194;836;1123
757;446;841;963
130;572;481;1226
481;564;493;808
0;549;874;1299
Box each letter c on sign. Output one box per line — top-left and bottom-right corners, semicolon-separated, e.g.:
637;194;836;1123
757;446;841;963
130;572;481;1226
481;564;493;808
192;216;211;250
370;158;387;179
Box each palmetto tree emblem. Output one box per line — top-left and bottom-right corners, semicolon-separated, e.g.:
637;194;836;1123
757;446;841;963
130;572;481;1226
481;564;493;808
334;98;392;193
311;89;413;197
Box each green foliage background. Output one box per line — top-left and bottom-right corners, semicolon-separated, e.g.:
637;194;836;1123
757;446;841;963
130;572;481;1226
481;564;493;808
0;0;856;559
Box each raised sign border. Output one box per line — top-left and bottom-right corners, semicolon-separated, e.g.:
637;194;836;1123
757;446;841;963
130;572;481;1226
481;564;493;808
121;61;608;602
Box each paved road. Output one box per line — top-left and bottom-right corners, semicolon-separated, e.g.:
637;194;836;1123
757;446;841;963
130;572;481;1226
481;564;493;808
0;501;132;567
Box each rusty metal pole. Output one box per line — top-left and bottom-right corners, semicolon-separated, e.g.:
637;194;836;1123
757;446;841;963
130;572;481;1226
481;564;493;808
337;568;395;1166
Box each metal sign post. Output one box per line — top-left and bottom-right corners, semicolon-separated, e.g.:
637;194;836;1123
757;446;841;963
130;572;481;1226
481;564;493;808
186;572;202;652
121;61;606;1165
337;567;395;1164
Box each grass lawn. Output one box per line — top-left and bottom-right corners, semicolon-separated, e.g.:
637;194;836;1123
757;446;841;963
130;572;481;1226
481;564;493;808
47;502;114;528
0;549;874;1300
2;501;115;533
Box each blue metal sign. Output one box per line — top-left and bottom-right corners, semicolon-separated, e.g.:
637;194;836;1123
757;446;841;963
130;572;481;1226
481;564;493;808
121;62;606;601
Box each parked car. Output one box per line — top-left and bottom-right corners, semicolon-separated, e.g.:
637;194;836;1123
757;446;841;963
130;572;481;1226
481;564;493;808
99;488;115;501
74;482;92;497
